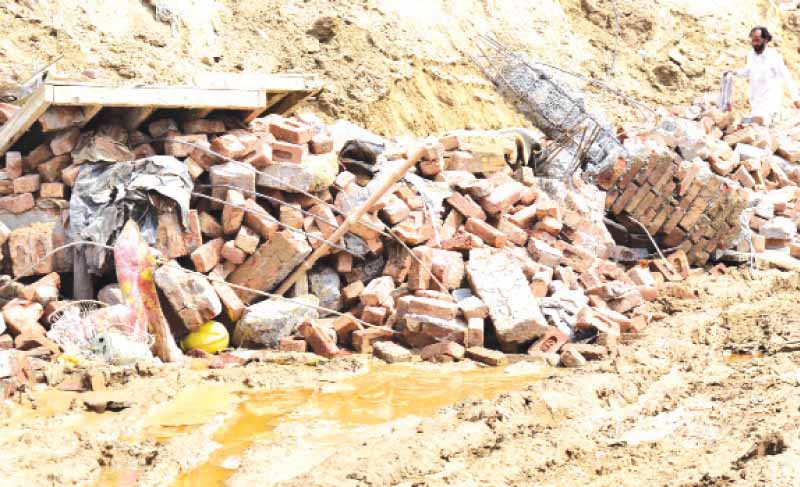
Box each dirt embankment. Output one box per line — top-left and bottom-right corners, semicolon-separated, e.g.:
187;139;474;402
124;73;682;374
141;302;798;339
3;0;800;135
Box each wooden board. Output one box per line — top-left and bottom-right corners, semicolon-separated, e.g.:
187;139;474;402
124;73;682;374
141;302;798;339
0;85;50;156
0;74;323;157
47;85;264;110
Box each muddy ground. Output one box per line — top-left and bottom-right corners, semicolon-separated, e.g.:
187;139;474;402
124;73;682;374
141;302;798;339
1;267;799;486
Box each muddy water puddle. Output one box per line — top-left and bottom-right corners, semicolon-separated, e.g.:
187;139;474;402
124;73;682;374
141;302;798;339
102;362;551;486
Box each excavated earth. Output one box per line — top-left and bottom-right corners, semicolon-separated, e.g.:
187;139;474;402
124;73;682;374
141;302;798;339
1;268;799;486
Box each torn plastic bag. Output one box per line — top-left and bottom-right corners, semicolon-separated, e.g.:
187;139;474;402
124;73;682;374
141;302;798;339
68;156;193;274
339;139;386;174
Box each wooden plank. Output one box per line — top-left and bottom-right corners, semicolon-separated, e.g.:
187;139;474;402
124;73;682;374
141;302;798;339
264;93;288;111
73;247;94;300
123;107;156;130
243;107;266;123
0;85;51;156
191;73;323;92
269;91;314;116
48;85;264;110
78;105;103;128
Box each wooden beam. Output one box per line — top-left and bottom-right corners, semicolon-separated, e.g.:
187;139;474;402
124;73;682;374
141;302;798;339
269;91;314;116
48;84;263;110
123;107;156;130
0;85;51;157
191;72;323;92
78;105;103;128
264;93;288;111
243;107;266;123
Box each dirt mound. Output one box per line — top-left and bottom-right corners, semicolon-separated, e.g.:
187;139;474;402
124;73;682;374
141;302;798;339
2;0;799;135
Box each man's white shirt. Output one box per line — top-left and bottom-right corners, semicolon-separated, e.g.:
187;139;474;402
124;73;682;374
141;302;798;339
734;47;799;121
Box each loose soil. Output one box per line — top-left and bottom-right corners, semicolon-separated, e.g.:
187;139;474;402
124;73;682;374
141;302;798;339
1;268;799;486
4;1;800;135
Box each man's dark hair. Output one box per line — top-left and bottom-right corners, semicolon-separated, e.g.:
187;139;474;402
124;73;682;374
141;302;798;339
750;26;773;42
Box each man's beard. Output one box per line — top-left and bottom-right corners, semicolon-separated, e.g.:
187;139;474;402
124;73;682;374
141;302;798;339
754;44;766;54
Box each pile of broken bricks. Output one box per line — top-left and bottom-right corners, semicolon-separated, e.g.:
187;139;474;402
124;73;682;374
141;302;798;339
0;104;705;391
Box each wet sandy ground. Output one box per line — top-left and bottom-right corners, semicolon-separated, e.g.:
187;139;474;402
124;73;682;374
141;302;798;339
1;269;799;487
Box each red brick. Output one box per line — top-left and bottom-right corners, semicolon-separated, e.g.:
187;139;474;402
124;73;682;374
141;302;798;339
340;281;364;306
165;134;209;158
183;119;226;134
12;174;40;194
270;119;314;145
421;340;465;361
148;118;179;137
39;106;84;132
191;238;224;272
534;216;563;236
447;192;486;221
234;226;260;254
25;143;54;171
596;155;627;190
508;204;538;228
362;306;388;326
0;193;34;214
198;212;223;238
271;140;307;163
243;141;273;169
332;313;361;346
398;295;458;320
351;327;394;353
5;151;23;179
279;337;308;353
481;182;523;214
464;217;507;247
407;246;433;291
527;326;568;354
360;276;395;307
497;217;529;246
2;299;44;335
211;134;248;160
50;127;80;156
222;190;246;235
297;321;340;358
221;240;247;264
211;279;246;322
36;155;70;183
60;164;81;187
310;133;334;154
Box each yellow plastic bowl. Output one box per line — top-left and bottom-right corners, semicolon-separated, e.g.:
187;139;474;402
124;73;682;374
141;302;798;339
180;321;230;354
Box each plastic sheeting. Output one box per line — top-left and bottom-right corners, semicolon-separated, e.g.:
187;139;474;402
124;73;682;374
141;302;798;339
68;156;193;274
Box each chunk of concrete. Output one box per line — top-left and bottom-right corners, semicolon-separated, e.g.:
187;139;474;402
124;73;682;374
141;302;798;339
234;294;319;348
256;153;337;193
309;265;342;314
209;162;256;210
466;249;548;346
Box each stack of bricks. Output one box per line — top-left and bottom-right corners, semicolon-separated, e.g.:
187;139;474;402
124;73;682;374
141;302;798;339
1;110;681;372
599;150;749;266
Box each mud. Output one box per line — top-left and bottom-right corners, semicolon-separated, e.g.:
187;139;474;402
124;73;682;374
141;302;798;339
0;269;798;486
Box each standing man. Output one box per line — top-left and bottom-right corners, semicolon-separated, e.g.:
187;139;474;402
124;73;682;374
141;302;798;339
727;26;800;126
